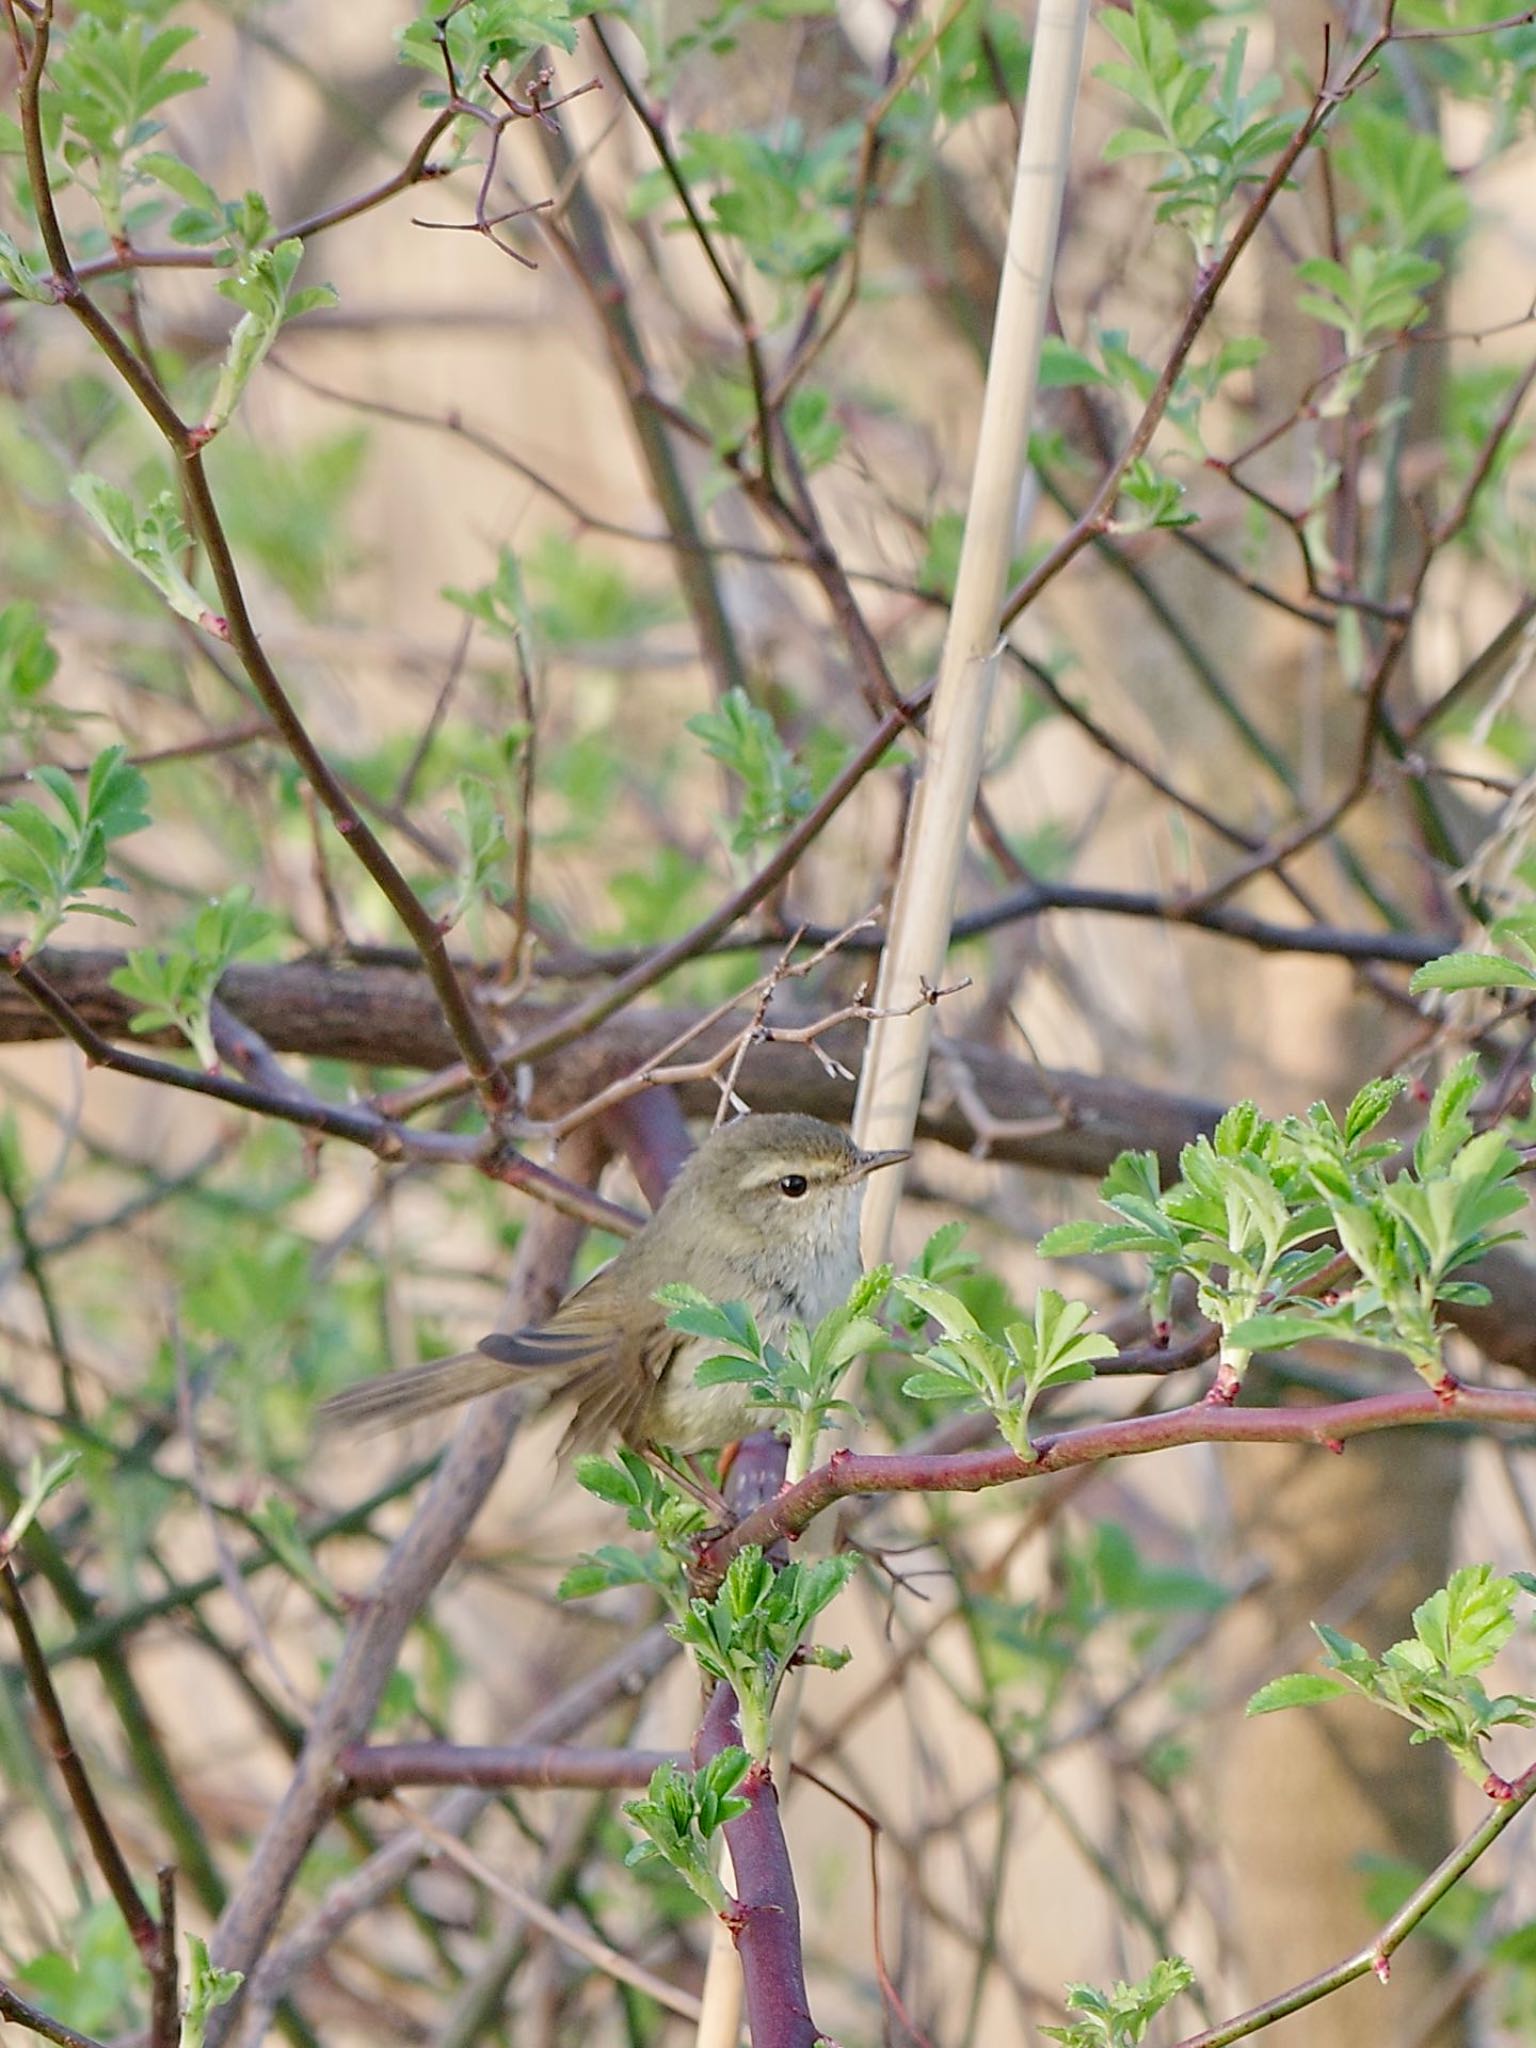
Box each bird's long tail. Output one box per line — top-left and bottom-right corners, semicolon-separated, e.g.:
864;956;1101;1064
317;1350;518;1434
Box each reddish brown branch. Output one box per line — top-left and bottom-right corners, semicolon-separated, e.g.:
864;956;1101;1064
702;1381;1536;1573
334;1742;682;1798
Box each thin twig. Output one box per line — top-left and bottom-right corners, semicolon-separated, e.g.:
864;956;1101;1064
0;1559;160;1964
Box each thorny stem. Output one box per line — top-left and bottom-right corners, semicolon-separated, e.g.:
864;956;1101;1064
1173;1757;1536;2047
702;1381;1536;1573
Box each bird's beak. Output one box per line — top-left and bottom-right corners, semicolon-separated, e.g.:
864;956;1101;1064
850;1145;912;1182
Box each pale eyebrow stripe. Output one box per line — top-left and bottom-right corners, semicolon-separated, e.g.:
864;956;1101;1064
739;1159;844;1191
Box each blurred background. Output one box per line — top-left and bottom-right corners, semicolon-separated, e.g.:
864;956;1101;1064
2;1;1536;2043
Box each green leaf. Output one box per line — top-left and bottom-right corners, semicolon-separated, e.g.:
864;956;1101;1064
0;228;53;303
71;475;221;631
573;1455;643;1510
687;688;813;854
180;1934;242;2048
901;1368;973;1401
1413;1565;1519;1678
1246;1672;1354;1714
558;1544;661;1601
202;240;337;438
892;1275;984;1340
1344;1075;1407;1144
692;1354;768;1388
0;744;150;952
2;1448;81;1558
1411;951;1536;994
1038;336;1110;389
1224;1311;1326;1350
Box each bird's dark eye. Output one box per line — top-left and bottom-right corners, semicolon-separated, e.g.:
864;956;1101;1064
778;1173;809;1198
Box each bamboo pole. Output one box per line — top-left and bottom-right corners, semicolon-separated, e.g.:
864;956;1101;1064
855;0;1092;1260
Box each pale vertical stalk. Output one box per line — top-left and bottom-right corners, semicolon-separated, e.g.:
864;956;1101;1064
694;1847;744;2048
703;14;1090;2040
854;0;1092;1260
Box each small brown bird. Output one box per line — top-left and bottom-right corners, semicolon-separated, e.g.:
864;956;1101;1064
319;1114;909;1458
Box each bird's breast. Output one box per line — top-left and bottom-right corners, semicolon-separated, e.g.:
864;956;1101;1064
644;1336;760;1454
641;1215;865;1453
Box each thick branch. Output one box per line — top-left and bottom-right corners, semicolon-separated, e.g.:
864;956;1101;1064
0;947;1222;1177
13;950;1536;1374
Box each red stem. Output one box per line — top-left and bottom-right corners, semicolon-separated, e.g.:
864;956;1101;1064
703;1381;1536;1573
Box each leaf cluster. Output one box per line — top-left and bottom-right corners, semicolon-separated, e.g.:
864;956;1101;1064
442;772;517;933
397;0;580;107
894;1278;1114;1457
0;745;150;953
1295;247;1442;418
671;1545;856;1757
1041;1956;1196;2047
202;239;337;440
558;1450;710;1613
70;476;213;630
631;120;857;285
1041;1065;1525;1388
661;1266;891;1479
686;688;815;853
42;7;205;234
1097;4;1295;264
622;1749;752;1913
180;1935;242;2048
1248;1564;1536;1790
109;885;279;1070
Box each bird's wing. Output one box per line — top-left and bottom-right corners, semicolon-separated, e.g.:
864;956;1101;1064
474;1265;622;1376
558;1322;682;1460
319;1268;639;1438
